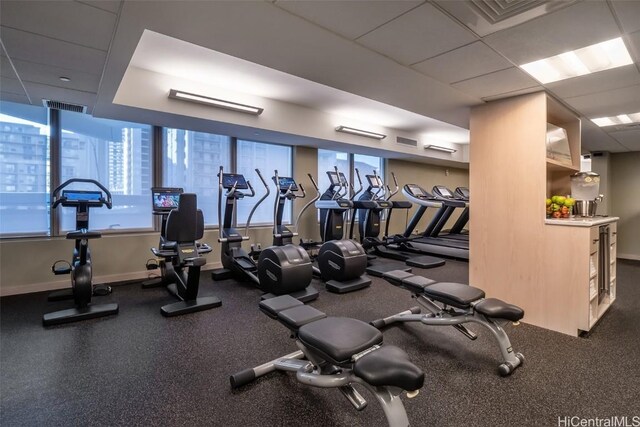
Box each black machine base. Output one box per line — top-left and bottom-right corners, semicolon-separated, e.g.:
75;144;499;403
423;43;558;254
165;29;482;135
366;262;411;278
261;284;319;303
47;284;112;301
211;268;233;281
141;275;174;289
160;296;222;317
325;276;371;294
42;303;119;326
405;255;446;269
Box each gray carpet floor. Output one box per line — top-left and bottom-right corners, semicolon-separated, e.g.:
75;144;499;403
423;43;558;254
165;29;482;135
1;258;639;427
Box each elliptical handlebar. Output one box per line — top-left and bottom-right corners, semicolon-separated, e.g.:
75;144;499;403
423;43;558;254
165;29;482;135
244;168;270;236
387;172;400;201
294;173;321;234
352;168;363;201
217;166;225;242
51;178;113;209
372;169;385;200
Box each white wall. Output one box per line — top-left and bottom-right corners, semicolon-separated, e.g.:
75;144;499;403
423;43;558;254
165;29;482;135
610;152;640;260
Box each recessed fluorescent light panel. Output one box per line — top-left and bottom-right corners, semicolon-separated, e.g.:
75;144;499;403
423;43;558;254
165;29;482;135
335;126;386;140
520;37;633;84
168;89;263;115
424;144;457;153
591;112;640;127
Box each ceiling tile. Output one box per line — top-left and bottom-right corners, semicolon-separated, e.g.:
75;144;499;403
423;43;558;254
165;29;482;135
610;0;640;34
581;121;630;153
11;58;101;93
564;84;640;118
484;1;621;65
0;27;106;75
0;91;30;104
434;0;577;37
608;128;640;151
626;30;640;63
451;67;539;99
546;65;640;99
357;3;477;65
412;41;512;84
75;0;122;15
274;0;422;40
0;1;117;51
1;54;18;79
23;81;96;113
1;76;26;96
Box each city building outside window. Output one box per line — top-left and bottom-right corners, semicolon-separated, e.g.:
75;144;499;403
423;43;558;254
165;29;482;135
0;101;50;236
162;128;231;226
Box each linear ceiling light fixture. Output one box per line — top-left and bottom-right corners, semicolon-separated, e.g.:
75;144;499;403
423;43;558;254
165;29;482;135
335;125;386;140
168;89;263;115
591;112;640;127
424;144;457;153
519;37;633;84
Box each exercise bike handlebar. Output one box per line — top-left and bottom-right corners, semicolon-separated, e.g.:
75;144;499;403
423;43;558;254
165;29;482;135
52;178;113;209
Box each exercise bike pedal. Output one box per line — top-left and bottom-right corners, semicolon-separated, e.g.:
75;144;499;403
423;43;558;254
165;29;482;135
453;324;478;340
51;261;72;275
93;284;112;297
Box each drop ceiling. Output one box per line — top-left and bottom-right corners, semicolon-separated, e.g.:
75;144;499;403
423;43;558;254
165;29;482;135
1;0;639;154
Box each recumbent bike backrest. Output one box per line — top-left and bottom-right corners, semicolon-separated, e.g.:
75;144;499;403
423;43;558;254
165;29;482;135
165;193;204;244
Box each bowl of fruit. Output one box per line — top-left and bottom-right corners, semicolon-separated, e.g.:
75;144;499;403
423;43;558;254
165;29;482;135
546;195;575;219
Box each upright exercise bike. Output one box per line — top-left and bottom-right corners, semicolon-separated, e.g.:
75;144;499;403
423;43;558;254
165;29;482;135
44;178;119;326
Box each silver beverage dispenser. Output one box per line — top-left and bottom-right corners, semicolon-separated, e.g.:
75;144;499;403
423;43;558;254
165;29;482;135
571;172;603;217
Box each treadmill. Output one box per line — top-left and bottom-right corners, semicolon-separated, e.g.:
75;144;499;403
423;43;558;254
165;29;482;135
397;183;469;260
429;185;469;242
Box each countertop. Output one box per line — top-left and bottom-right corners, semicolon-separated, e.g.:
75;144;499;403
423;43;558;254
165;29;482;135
545;216;619;227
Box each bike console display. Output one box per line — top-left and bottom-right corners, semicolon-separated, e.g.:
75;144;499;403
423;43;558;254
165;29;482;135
276;176;298;192
222;173;249;190
152;187;183;212
61;190;103;205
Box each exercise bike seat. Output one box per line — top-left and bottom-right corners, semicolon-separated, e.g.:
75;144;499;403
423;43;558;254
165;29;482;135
423;282;485;309
298;317;383;365
66;229;102;240
353;345;424;391
475;298;524;322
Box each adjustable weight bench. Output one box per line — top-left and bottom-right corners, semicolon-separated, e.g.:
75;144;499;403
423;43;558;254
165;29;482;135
231;294;424;427
373;270;524;376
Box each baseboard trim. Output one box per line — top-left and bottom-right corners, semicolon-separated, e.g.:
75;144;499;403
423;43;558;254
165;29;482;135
618;253;640;261
0;262;223;297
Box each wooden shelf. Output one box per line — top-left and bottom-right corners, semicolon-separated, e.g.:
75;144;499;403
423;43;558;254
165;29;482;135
546;158;579;172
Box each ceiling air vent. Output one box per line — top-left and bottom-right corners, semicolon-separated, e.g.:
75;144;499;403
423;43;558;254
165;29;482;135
42;99;87;113
396;136;418;147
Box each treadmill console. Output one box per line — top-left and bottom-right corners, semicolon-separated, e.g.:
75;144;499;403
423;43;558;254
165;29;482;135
366;175;383;188
151;187;183;212
405;184;428;199
276;176;298;192
455;187;470;200
222;173;249;190
432;185;455;199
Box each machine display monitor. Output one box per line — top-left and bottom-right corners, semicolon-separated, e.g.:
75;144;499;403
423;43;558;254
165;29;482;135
366;175;383;188
434;186;453;197
152;187;183;211
62;190;102;202
327;171;340;186
407;185;425;197
338;173;347;185
222;173;249;189
277;176;298;191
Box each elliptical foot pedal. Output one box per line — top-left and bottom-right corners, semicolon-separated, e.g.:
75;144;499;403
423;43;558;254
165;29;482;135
261;284;319;303
325;276;371;294
211;268;233;281
160;296;222;317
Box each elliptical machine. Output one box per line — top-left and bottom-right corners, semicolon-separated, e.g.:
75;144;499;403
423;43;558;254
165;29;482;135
354;170;445;271
211;166;318;302
307;167;371;293
44;178;119;326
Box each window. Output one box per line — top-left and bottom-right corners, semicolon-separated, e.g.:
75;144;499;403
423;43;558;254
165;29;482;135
236;140;292;226
317;149;350;197
162;128;231;226
354;154;384;192
0;101;50;235
59;111;153;231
